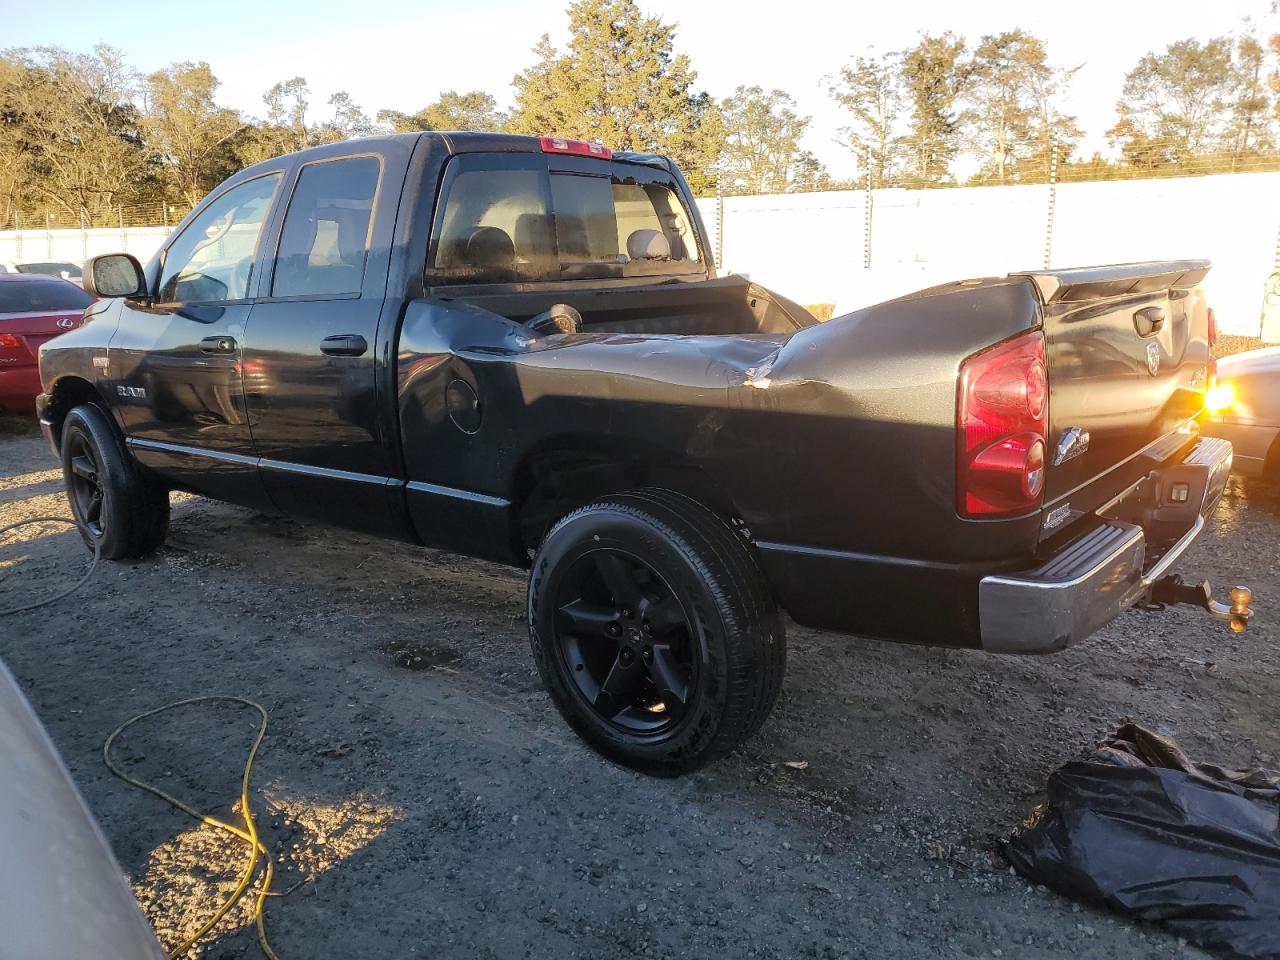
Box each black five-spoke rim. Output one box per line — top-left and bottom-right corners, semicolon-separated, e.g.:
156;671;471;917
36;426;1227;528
66;431;105;538
554;548;697;734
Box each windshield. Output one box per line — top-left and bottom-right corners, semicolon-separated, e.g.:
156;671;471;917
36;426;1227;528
0;279;93;313
427;154;702;286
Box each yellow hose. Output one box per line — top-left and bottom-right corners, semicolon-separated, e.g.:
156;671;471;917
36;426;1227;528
3;517;282;957
103;697;278;960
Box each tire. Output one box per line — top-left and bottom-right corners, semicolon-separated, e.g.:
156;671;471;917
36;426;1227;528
60;404;169;560
528;488;785;774
1266;436;1280;481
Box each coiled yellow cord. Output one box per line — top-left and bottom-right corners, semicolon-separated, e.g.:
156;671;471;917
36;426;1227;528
103;697;278;960
4;517;281;957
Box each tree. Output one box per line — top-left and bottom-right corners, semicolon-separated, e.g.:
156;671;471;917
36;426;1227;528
1225;34;1275;164
235;76;311;166
379;90;507;133
507;0;722;174
718;85;812;193
315;90;377;143
963;30;1080;184
0;45;153;221
830;53;906;187
1108;37;1236;168
900;33;970;184
143;62;243;205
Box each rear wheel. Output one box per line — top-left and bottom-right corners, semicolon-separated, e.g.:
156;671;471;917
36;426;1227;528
61;404;169;560
528;489;785;774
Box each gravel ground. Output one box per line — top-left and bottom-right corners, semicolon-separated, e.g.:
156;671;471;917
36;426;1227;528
2;424;1278;960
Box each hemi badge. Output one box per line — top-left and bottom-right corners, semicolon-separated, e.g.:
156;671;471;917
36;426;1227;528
92;356;109;370
1043;503;1073;531
1053;426;1090;466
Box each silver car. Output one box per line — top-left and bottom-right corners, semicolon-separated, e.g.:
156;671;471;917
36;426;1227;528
1203;346;1280;479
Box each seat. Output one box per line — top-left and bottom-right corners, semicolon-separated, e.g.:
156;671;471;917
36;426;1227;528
466;227;516;276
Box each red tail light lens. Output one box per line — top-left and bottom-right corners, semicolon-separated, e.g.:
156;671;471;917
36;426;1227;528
958;332;1049;518
0;333;22;351
1207;307;1218;347
539;136;613;159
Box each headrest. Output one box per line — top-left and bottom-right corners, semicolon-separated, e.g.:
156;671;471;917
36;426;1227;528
466;227;515;270
626;228;671;261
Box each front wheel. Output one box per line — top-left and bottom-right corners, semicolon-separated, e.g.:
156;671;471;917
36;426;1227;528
528;489;785;774
61;404;170;560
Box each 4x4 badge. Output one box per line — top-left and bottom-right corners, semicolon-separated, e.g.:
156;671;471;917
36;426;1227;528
1146;341;1161;376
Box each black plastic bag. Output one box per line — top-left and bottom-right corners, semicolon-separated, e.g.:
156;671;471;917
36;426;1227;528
1004;724;1280;959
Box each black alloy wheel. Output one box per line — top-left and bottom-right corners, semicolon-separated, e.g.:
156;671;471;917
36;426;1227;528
59;403;170;560
65;428;106;539
553;547;697;734
528;488;786;774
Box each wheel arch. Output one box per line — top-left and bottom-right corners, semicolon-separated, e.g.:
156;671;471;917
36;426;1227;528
511;435;746;557
43;376;113;448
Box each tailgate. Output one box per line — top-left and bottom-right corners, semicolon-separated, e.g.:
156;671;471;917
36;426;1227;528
1015;261;1212;533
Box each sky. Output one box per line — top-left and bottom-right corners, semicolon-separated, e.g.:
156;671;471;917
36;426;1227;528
3;0;1277;177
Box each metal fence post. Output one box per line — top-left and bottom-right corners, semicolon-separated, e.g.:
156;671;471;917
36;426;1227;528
119;205;127;252
715;176;724;272
863;146;873;270
45;211;52;259
13;212;20;262
1043;140;1058;269
79;207;88;263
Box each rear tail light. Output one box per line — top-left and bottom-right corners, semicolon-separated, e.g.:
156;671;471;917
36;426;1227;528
539;135;613;159
0;333;22;352
1207;307;1218;347
957;331;1049;518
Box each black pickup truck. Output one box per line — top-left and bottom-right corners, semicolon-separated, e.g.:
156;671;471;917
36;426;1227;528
38;132;1244;772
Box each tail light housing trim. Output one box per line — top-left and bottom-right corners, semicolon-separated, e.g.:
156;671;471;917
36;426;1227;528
958;331;1049;518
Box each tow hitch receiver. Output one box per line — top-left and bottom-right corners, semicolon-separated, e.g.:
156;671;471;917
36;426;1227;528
1148;576;1254;633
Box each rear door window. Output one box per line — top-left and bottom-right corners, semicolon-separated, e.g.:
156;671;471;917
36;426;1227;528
272;156;380;298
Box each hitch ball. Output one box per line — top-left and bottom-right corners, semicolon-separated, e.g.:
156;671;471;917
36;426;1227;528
1148;577;1254;632
1222;586;1253;633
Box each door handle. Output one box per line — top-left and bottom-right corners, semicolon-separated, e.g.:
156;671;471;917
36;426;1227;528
200;335;237;355
320;334;368;357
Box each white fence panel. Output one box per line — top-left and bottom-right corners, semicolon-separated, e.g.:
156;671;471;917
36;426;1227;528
4;170;1277;337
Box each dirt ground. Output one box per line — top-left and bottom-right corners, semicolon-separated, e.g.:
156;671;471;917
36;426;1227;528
2;422;1278;960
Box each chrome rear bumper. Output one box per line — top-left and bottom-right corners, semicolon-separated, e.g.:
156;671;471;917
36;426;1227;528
979;437;1232;654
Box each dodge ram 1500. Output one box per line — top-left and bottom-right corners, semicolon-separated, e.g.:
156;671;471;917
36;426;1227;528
37;132;1248;772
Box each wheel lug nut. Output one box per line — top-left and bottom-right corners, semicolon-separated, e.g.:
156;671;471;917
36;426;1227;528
607;623;621;637
642;621;653;635
621;608;633;620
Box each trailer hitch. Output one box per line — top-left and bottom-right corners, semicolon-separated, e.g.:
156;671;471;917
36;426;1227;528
1147;576;1254;633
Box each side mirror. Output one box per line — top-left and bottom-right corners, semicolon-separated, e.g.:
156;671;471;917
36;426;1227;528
84;253;146;300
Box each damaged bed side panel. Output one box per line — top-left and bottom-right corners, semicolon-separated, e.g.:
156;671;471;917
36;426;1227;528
395;278;1042;646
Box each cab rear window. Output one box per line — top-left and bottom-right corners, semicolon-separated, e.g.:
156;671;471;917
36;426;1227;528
427;154;701;286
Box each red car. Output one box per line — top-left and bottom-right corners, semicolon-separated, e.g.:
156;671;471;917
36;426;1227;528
0;273;93;414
